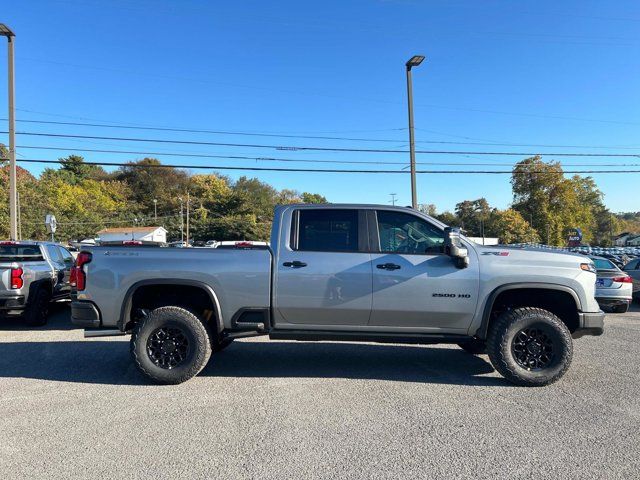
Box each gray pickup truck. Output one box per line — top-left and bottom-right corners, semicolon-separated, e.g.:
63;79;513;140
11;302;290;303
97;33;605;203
1;241;74;325
72;204;604;386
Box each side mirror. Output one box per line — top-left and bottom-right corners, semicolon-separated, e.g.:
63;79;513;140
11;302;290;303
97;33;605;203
444;227;469;269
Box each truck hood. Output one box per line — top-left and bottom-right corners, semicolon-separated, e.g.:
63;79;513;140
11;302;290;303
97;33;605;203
473;243;587;265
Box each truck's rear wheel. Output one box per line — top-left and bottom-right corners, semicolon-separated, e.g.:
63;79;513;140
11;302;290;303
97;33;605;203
131;306;212;384
487;307;572;387
24;288;50;327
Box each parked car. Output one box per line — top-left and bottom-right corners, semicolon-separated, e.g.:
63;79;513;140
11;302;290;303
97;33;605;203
71;205;605;387
0;241;74;325
589;256;633;313
623;258;640;302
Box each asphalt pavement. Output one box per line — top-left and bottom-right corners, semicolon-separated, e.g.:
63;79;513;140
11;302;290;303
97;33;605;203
0;303;639;479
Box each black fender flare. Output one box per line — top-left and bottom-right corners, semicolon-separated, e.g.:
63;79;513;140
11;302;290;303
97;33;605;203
117;279;224;333
475;282;582;339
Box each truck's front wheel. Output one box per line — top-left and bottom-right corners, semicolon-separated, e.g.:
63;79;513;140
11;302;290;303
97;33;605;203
131;306;212;384
487;307;573;387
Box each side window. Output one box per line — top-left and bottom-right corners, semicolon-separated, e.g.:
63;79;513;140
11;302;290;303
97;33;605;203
58;247;74;267
376;210;444;255
295;209;359;252
46;245;63;264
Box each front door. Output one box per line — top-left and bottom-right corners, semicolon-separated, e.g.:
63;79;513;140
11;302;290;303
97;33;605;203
368;210;479;332
274;208;372;327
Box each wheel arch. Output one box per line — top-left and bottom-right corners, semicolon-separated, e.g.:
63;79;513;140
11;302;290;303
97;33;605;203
118;279;223;334
476;283;582;339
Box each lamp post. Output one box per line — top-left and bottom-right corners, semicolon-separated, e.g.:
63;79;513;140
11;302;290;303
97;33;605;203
153;199;157;222
405;55;425;209
0;24;17;240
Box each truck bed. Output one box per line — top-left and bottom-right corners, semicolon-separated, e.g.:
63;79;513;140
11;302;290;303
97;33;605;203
78;247;272;329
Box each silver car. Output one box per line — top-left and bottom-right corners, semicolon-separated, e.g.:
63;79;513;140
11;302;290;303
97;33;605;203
590;256;633;313
623;258;640;302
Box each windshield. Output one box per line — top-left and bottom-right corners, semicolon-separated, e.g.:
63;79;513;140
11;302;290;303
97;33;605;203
0;245;44;262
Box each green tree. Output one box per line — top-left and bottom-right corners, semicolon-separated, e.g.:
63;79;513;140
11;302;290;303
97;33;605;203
455;198;492;237
511;156;601;245
302;192;327;204
489;209;539;244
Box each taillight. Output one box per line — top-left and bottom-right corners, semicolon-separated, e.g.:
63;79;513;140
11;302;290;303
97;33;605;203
73;251;92;291
612;275;633;283
10;267;23;289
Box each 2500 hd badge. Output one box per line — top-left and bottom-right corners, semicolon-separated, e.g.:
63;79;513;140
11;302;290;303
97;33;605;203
433;293;472;298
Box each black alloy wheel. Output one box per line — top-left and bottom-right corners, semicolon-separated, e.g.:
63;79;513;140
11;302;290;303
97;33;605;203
147;326;190;369
511;326;554;371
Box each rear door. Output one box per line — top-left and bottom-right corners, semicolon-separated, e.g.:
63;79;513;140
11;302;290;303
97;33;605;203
368;209;479;332
274;208;372;327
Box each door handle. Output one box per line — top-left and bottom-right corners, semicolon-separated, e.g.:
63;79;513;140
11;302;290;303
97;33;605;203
283;261;307;268
376;263;401;270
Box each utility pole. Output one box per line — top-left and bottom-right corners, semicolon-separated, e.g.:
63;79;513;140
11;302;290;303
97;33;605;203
16;190;21;240
179;197;184;244
185;192;190;247
153;198;157;222
1;25;17;240
405;55;425;209
389;193;397;206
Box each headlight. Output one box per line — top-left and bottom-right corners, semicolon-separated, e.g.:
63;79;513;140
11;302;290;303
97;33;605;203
580;263;597;274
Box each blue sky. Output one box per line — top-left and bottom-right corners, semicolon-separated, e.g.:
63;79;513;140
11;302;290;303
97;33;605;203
1;0;639;213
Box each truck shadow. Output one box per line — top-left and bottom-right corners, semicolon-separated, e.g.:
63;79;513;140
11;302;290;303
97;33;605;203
203;340;506;387
0;303;75;331
0;339;508;387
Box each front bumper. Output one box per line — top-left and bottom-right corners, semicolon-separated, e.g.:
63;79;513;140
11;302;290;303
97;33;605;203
572;311;605;339
71;301;101;328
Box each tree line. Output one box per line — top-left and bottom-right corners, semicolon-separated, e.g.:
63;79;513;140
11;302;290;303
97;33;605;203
423;156;638;246
0;151;638;245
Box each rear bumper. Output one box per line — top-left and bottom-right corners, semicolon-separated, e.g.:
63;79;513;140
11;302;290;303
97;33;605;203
71;301;101;328
573;311;605;339
0;295;26;314
595;296;631;307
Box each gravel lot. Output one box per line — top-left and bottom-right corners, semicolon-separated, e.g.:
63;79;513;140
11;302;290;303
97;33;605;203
0;304;639;479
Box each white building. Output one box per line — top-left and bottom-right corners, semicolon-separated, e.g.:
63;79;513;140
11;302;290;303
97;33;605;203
97;226;167;244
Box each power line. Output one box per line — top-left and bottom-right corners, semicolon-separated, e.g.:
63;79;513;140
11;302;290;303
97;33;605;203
14;145;640;167
3;118;639;150
5;131;640;157
14;158;640;174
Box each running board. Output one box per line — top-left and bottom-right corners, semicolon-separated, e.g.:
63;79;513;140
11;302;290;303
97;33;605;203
269;330;472;345
84;329;126;338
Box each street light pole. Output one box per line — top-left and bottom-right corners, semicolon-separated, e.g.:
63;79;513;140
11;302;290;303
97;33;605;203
405;55;425;209
153;199;157;222
1;25;17;240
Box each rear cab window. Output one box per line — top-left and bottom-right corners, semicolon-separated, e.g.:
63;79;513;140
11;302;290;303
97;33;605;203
0;244;45;262
292;209;360;252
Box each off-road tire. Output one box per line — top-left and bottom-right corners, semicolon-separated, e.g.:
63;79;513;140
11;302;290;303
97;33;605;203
487;307;573;387
131;306;212;384
457;338;486;355
612;303;629;314
213;337;234;352
24;288;50;327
